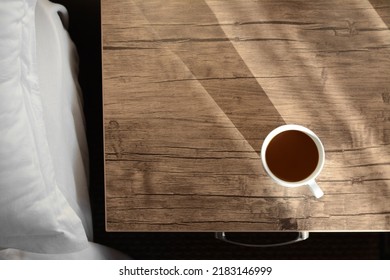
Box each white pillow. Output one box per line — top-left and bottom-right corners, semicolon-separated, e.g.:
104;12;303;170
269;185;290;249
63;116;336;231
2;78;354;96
0;0;88;253
35;0;93;241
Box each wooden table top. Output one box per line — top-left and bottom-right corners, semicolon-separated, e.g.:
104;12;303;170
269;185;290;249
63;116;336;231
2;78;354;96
102;0;390;232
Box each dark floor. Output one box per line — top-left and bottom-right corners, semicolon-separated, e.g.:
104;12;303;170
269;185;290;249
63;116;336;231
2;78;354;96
55;0;390;260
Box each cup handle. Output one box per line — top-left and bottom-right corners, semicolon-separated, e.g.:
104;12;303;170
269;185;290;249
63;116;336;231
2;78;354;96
308;180;324;198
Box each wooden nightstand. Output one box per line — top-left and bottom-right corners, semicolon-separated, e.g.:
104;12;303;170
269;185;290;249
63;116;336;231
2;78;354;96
102;0;390;232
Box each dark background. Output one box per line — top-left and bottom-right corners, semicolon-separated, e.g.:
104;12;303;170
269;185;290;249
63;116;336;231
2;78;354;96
54;0;390;259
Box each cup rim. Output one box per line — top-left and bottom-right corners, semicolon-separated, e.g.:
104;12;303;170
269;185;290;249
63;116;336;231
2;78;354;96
260;124;325;188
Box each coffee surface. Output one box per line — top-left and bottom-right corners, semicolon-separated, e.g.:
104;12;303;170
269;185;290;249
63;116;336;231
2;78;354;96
265;130;319;182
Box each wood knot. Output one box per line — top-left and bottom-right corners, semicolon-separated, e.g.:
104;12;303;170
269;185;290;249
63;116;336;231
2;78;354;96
108;120;120;129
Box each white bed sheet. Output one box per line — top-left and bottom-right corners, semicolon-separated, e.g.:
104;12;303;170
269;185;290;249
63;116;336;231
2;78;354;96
0;242;129;260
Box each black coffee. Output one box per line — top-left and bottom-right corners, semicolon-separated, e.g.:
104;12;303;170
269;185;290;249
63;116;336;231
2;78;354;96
265;130;319;182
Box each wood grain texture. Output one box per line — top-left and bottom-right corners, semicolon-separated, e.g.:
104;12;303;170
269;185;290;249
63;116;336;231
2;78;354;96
102;0;390;231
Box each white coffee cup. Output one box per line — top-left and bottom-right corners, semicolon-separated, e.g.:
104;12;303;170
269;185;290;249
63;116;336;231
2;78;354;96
261;124;325;198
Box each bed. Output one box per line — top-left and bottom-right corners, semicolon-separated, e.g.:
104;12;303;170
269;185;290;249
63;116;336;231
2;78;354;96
0;0;128;259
